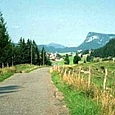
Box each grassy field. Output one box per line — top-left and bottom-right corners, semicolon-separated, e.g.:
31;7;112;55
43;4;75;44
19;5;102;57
72;61;115;89
51;61;115;115
0;64;39;82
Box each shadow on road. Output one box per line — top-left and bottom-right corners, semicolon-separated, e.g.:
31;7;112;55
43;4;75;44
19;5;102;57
0;85;20;95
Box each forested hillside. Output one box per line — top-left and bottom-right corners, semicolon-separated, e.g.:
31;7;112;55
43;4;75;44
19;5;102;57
91;38;115;58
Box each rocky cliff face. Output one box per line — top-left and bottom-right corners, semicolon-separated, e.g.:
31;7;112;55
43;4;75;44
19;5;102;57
77;32;115;51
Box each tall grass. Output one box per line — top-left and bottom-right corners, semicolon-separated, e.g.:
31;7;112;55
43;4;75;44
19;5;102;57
0;64;39;82
0;67;15;82
52;72;101;115
15;64;39;73
51;62;115;115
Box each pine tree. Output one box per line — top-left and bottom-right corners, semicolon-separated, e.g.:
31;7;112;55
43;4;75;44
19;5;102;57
40;47;51;65
34;43;40;65
46;56;52;66
26;39;32;64
86;55;92;62
0;12;11;67
73;53;81;64
14;38;40;65
64;54;70;65
41;47;46;65
17;37;27;64
32;40;40;65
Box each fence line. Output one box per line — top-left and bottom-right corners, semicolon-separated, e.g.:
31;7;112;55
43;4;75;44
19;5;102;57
51;65;115;115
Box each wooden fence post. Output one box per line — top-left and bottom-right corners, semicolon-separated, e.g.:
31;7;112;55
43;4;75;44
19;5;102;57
68;71;71;76
88;66;91;88
78;66;81;79
103;68;107;92
64;69;67;77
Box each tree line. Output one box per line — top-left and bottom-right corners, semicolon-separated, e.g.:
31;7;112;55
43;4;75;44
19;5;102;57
0;12;51;68
64;53;81;65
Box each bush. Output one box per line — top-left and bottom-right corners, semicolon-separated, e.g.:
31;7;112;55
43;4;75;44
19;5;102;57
73;53;81;64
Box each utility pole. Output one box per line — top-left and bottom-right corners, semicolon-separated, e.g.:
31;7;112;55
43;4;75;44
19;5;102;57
31;44;32;65
43;49;44;65
12;42;14;66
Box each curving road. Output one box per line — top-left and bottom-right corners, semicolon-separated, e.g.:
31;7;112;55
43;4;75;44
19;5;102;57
0;67;69;115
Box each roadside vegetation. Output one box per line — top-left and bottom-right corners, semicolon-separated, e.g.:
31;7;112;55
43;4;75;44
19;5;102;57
0;11;51;82
0;64;39;82
51;61;115;115
52;72;101;115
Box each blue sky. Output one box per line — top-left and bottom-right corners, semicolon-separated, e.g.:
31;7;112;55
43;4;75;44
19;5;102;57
0;0;115;47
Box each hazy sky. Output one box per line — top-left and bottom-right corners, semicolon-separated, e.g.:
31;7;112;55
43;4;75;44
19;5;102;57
0;0;115;47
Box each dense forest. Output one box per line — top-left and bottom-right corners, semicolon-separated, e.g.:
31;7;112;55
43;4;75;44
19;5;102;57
91;38;115;58
0;12;51;68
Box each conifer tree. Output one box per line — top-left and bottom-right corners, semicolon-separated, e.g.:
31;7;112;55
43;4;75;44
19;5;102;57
64;54;70;65
26;39;32;63
40;47;51;65
0;12;11;67
41;47;46;65
14;38;40;65
17;37;27;64
32;40;40;65
73;53;81;64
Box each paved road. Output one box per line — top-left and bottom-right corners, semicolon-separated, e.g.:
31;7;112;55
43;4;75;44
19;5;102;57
0;67;68;115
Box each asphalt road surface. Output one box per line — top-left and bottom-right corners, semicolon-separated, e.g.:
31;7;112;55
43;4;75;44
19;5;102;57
0;67;69;115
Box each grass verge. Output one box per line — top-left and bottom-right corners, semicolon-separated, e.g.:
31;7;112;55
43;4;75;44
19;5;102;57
0;64;39;82
15;64;39;73
52;72;101;115
0;71;14;82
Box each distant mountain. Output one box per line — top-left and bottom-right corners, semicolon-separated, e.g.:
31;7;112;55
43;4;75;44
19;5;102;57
47;43;66;49
38;44;61;53
38;32;115;53
77;32;115;51
38;43;77;53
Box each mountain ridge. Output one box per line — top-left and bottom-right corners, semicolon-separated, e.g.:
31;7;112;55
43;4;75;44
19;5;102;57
47;42;66;49
38;32;115;53
38;44;77;53
77;32;115;51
